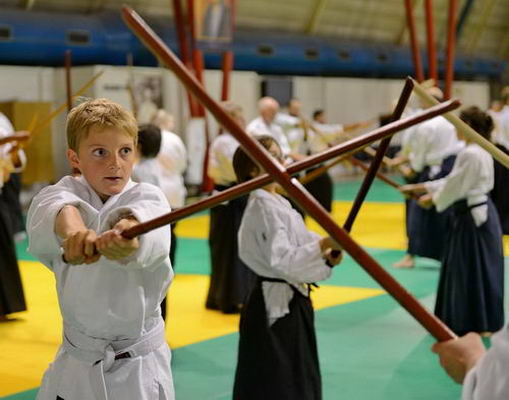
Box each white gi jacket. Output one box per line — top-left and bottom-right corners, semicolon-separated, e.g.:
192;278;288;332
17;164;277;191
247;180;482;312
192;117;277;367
133;158;164;189
27;175;174;400
157;129;187;209
463;325;509;400
238;189;332;326
309;122;344;154
275;113;305;154
408;116;464;174
0;112;26;173
246;116;292;157
425;144;494;227
208;131;239;186
495;105;509;150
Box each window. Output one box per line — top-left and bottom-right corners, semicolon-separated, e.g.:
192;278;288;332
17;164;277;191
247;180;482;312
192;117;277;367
337;50;351;61
304;48;319;60
257;45;274;57
0;26;12;41
67;30;90;45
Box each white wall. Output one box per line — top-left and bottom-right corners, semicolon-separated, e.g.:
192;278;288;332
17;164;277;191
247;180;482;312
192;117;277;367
0;63;492;182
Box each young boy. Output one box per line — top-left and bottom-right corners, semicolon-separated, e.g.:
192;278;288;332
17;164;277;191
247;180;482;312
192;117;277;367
232;135;342;400
27;98;174;400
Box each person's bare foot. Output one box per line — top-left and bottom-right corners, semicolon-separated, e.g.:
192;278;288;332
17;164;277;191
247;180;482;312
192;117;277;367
393;254;415;268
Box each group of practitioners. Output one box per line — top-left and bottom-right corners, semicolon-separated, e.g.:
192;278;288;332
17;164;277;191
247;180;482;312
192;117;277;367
0;85;509;399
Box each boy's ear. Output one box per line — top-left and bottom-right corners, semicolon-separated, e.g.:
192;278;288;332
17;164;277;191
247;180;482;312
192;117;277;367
66;149;80;171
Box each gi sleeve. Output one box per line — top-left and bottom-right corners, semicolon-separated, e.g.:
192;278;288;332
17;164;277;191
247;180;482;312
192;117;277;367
256;202;332;283
26;184;97;269
425;150;478;213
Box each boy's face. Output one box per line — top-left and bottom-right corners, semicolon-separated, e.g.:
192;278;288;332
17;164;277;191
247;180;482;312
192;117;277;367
67;126;136;201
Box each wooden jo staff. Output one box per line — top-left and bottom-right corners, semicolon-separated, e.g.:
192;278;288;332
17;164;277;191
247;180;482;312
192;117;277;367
122;5;458;342
341;78;412;234
349;157;419;200
124;101;457;235
0;132;30;147
411;77;509;169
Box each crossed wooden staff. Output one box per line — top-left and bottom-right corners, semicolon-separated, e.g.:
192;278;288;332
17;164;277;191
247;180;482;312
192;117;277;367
119;6;466;342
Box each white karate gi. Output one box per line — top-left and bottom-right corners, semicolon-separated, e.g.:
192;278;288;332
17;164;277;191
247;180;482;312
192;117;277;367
425;144;494;226
208;132;239;186
407;116;464;175
496;105;509;150
27;175;174;400
0;112;26;172
275;113;305;154
238;189;332;326
132;158;164;189
246;116;291;157
463;325;509;400
157;129;187;209
309;122;344;154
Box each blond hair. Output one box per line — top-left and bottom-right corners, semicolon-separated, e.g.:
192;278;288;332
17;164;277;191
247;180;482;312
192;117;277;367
66;98;138;151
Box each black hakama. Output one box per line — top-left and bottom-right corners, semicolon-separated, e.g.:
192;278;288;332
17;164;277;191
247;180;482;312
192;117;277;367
1;173;25;234
304;168;333;212
407;155;456;261
490;144;509;234
233;279;321;400
206;187;256;313
0;194;26;316
435;199;504;335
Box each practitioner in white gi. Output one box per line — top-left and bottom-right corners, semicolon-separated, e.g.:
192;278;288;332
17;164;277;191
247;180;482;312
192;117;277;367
432;326;509;399
206;101;256;313
232;135;343;400
392;87;464;268
27;98;174;400
247;96;304;161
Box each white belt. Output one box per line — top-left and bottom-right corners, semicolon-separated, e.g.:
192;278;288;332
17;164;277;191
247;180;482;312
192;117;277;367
63;319;166;400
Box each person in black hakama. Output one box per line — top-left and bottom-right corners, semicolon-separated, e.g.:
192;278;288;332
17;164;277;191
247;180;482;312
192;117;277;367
489;95;509;234
0;156;26;319
402;106;504;335
232;135;343;399
206;102;256;313
392;88;464;268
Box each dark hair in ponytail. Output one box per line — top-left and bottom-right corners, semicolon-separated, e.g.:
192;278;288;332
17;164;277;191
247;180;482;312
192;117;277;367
459;106;494;141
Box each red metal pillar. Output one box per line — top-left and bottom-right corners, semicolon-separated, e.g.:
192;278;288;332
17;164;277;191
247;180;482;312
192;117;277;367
404;0;424;82
444;0;458;99
424;0;438;81
65;50;73;112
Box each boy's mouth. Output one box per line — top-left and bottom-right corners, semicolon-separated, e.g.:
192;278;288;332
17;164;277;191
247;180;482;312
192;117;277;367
104;176;123;182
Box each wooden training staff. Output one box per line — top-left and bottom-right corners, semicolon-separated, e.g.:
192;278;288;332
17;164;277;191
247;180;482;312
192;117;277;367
124;102;457;233
342;78;412;234
29;70;104;139
0;133;30;146
411;78;509;169
349;157;419;200
122;5;458;342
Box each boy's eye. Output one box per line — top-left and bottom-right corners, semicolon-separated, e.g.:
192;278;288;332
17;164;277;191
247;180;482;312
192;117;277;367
120;147;132;156
92;148;106;157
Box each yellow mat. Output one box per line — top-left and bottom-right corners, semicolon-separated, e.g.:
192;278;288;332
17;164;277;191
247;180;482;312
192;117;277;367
176;202;509;253
176;201;408;250
0;261;383;397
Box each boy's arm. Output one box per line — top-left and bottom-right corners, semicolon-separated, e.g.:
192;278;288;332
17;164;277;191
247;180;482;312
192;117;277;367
27;180;98;268
56;205;99;265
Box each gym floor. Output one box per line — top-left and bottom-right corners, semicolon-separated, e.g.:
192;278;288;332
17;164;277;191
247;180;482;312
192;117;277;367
2;179;507;399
